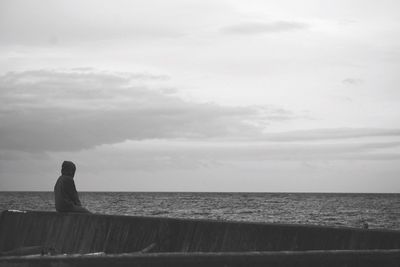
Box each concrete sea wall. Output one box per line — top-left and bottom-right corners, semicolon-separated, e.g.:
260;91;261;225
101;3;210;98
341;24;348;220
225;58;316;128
1;210;400;266
2;250;400;267
1;210;400;254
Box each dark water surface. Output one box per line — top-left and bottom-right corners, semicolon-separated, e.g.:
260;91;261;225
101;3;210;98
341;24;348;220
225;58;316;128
1;192;399;230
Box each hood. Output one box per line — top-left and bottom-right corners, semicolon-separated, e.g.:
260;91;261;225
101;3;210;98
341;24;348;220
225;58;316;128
61;161;76;177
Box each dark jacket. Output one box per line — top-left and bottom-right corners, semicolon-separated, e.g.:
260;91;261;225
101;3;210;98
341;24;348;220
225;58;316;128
54;161;82;212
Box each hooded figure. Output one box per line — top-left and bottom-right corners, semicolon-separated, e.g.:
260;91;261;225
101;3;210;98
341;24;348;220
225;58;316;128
54;161;90;213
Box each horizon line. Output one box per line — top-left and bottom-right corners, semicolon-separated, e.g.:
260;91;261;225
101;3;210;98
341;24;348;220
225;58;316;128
1;190;399;194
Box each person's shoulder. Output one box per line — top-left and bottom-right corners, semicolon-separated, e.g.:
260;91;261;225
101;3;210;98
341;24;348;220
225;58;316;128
57;175;74;183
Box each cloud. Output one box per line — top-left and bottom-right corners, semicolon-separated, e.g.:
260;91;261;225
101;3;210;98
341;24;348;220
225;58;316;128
342;78;363;85
0;0;228;45
262;128;400;142
221;21;309;35
0;0;183;45
56;139;400;173
0;69;293;152
1;69;399;156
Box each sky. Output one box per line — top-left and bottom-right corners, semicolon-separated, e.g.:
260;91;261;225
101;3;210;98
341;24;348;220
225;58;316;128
0;0;400;192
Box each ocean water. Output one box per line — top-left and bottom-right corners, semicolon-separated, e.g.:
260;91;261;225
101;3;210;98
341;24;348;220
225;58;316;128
0;192;399;230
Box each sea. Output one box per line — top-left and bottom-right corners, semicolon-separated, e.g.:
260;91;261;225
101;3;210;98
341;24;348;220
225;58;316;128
1;192;399;230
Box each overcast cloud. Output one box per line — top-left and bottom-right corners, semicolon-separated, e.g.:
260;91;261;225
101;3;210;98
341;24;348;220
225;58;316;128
221;21;309;35
0;69;295;152
1;0;400;192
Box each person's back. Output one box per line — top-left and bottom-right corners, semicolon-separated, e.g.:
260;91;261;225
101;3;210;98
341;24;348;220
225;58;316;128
54;161;90;213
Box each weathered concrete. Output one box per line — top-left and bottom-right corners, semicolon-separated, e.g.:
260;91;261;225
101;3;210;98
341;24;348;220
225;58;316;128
1;210;400;266
1;250;400;267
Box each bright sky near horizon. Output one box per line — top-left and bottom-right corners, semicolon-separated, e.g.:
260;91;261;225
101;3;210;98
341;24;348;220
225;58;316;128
1;0;400;192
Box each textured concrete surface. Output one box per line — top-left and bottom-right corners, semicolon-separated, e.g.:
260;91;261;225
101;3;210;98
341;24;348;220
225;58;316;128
1;210;400;266
1;250;400;267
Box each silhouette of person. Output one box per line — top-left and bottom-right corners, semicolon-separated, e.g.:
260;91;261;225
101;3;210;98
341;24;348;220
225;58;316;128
54;161;90;213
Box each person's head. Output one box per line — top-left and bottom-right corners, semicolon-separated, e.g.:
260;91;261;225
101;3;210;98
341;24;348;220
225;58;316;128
61;161;76;177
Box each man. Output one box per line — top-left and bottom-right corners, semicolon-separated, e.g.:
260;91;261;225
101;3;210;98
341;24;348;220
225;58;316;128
54;161;90;213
